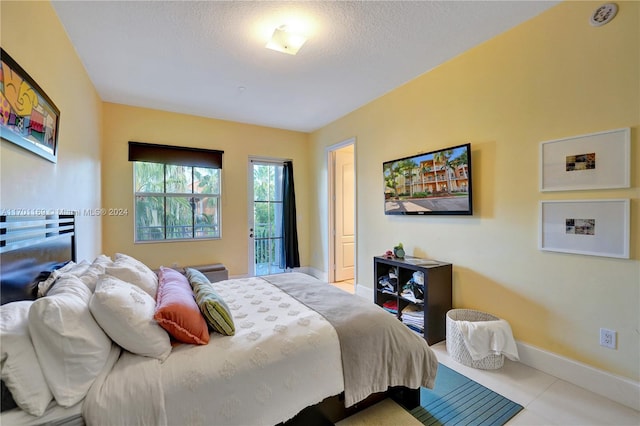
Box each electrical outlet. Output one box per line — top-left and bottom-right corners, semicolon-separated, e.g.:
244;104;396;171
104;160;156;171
600;328;616;349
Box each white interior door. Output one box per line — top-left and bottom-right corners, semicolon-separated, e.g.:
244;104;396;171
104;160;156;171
334;146;354;282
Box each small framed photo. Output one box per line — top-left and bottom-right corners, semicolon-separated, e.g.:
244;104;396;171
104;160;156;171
540;128;630;191
539;199;630;259
0;48;60;163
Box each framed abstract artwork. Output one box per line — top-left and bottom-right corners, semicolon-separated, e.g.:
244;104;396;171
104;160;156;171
539;199;630;259
540;128;630;191
1;48;60;163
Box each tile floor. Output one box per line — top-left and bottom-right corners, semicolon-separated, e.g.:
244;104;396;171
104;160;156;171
338;341;640;426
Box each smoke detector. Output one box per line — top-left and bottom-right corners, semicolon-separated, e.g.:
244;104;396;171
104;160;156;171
590;3;618;27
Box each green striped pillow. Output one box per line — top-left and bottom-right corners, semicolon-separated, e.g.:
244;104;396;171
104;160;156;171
184;268;235;336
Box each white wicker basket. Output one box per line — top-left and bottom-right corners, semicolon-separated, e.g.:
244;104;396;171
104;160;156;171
446;309;505;370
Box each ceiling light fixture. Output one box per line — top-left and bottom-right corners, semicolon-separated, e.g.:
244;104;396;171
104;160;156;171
265;25;307;55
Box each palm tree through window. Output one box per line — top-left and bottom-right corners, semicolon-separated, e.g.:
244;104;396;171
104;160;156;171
134;161;221;242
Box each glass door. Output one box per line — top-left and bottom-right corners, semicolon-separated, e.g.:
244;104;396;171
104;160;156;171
249;159;285;276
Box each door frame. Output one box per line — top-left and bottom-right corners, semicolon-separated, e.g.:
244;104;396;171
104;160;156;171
247;156;287;277
327;138;356;283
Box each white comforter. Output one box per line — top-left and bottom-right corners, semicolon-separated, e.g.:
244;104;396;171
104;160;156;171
84;276;344;426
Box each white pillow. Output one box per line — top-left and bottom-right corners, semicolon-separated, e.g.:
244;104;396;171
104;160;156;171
0;301;53;416
78;255;113;292
28;275;112;407
37;261;76;297
37;261;91;298
67;260;90;274
105;253;158;299
93;254;114;267
90;275;171;360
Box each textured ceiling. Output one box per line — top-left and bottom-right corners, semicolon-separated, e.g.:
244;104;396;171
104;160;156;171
51;1;558;133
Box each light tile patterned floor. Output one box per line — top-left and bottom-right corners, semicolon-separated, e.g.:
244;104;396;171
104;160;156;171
337;342;640;425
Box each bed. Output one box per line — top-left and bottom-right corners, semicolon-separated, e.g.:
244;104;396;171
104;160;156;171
0;214;438;425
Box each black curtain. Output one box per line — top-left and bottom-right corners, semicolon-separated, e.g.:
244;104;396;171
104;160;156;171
280;161;300;269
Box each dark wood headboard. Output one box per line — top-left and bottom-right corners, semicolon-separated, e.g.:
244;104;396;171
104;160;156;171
0;215;76;304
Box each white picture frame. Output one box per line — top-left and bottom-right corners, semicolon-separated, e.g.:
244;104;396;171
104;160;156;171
540;128;630;191
539;199;630;259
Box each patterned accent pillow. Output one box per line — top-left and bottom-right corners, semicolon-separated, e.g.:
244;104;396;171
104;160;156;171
185;268;235;336
155;267;209;345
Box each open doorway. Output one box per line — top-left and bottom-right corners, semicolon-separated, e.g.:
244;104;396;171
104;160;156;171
328;139;355;293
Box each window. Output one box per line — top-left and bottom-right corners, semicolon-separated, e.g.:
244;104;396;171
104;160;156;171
129;142;223;242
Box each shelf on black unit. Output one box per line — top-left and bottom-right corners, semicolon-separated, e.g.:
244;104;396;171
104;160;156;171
374;255;452;345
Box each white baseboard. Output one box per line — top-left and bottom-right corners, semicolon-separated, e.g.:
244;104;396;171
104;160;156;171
304;266;327;282
355;282;374;300
516;341;639;412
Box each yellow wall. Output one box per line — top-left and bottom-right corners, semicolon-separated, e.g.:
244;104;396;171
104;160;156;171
101;103;309;275
310;1;639;381
0;1;103;260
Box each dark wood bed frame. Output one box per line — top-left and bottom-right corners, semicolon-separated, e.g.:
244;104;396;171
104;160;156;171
0;214;419;425
0;214;76;305
282;386;419;426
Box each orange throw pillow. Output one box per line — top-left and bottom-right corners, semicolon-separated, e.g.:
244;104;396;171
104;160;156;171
154;267;209;345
